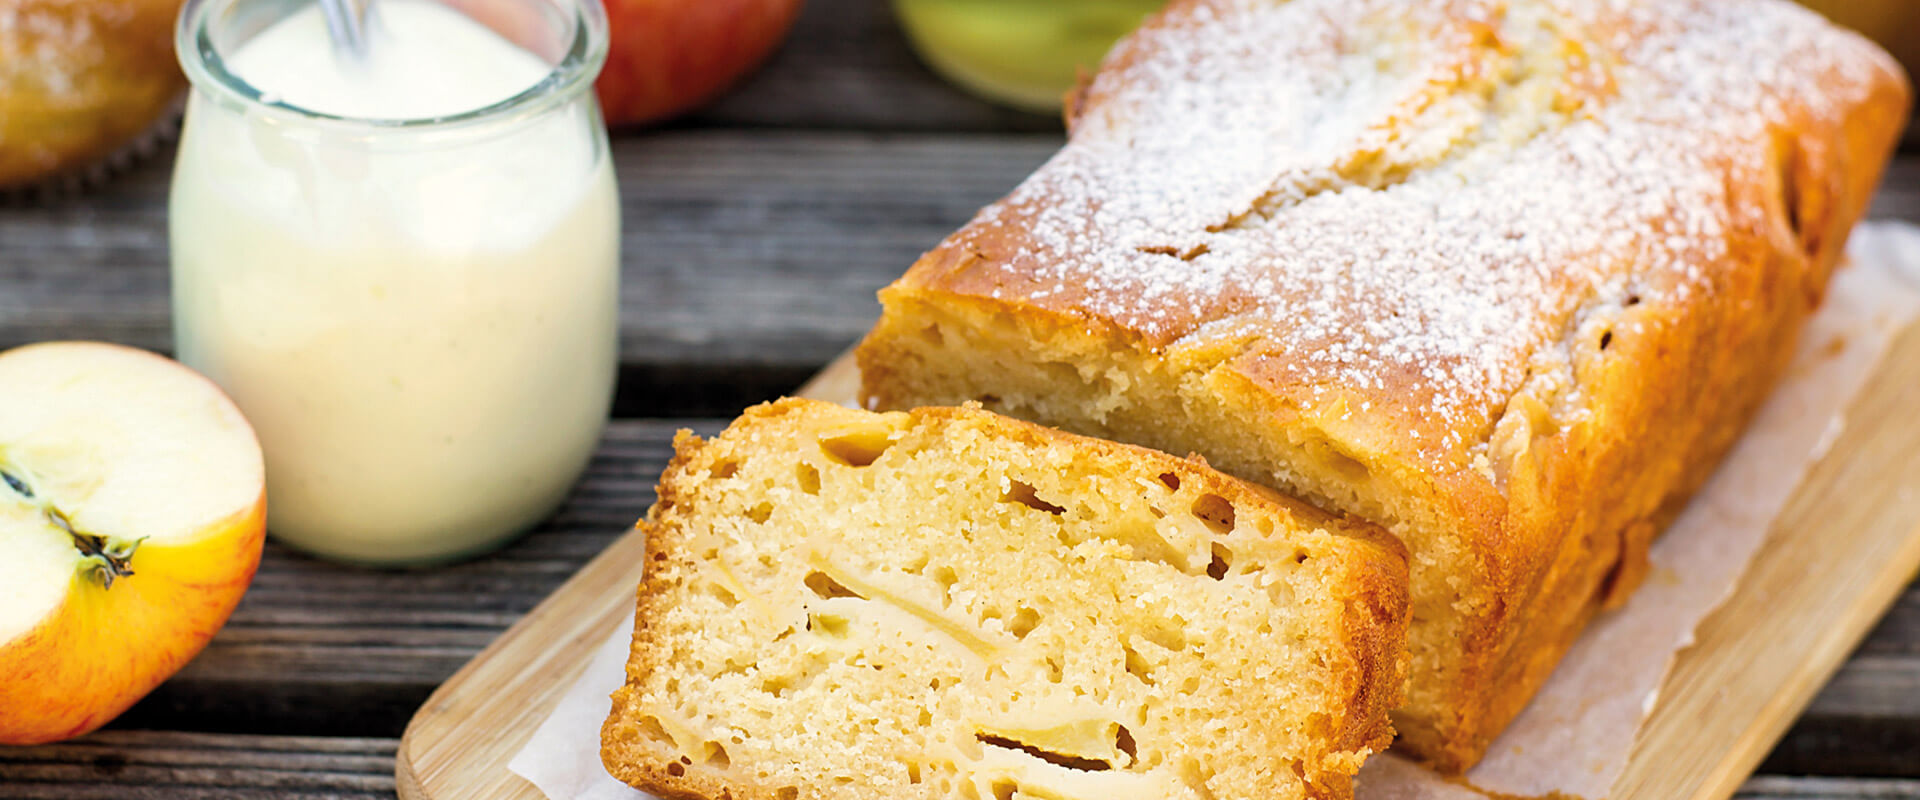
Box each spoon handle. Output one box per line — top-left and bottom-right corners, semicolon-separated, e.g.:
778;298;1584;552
318;0;371;60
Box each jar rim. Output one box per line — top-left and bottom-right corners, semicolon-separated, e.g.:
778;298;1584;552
174;0;609;132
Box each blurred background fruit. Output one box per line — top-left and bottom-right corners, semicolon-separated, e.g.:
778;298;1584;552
0;0;185;190
595;0;805;127
892;0;1163;114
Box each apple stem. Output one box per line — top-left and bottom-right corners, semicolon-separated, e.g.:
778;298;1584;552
4;467;143;590
46;510;143;590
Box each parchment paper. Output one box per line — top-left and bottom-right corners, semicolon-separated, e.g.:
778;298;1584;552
510;222;1920;800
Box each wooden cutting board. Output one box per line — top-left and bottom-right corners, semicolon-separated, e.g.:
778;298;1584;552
395;325;1920;800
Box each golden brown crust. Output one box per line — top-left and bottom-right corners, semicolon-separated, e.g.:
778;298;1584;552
0;0;184;187
605;427;793;800
604;419;815;800
603;398;1412;800
856;0;1909;772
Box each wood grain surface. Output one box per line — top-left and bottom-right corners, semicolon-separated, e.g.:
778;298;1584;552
5;733;1911;800
0;732;397;799
3;150;1914;416
0;0;1915;795
1614;322;1920;798
683;0;1057;133
0;134;1056;415
390;325;1920;800
81;416;1915;776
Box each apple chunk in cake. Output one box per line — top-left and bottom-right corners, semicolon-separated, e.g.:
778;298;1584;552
602;398;1408;800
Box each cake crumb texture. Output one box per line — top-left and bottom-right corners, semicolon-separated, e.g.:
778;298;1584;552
857;0;1910;772
602;398;1409;800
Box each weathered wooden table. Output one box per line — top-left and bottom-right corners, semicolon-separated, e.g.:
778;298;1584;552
2;1;1916;797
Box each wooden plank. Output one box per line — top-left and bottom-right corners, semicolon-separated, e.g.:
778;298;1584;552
0;732;395;799
1762;713;1920;779
1868;159;1920;221
2;733;1911;800
1737;778;1920;799
1764;583;1920;776
688;0;1909;144
693;0;1920;142
113;419;721;739
7;146;1917;417
1611;323;1920;797
0;132;1057;415
682;0;1061;132
390;330;1920;800
92;416;1915;763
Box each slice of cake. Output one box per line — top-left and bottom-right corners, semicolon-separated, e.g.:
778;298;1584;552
854;0;1909;771
601;398;1409;800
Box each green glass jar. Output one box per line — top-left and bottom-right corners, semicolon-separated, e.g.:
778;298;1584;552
893;0;1164;113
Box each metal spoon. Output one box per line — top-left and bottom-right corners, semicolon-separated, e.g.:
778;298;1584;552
317;0;373;60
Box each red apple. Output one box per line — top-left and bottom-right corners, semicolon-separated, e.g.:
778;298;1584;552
595;0;804;127
0;342;266;745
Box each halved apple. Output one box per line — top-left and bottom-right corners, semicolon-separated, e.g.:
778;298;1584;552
0;342;265;745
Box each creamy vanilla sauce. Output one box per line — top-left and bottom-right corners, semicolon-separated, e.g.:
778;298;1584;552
170;0;618;564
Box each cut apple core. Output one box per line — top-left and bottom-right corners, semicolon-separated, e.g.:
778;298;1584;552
2;464;144;590
0;342;266;651
0;342;268;745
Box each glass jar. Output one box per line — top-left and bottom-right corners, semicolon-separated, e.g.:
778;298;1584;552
892;0;1163;113
170;0;618;565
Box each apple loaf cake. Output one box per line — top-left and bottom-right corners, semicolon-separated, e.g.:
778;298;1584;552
855;0;1910;772
602;398;1409;800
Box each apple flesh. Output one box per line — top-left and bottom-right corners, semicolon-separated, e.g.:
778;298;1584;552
0;342;265;745
595;0;804;127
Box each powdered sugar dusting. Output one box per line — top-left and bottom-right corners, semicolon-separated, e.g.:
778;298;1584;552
934;0;1895;453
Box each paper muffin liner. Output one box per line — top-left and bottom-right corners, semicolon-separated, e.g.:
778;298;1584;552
0;93;184;207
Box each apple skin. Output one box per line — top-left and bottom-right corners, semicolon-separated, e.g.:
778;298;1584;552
0;502;264;744
595;0;804;127
0;343;267;746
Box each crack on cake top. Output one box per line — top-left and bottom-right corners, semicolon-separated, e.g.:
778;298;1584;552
947;0;1889;445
